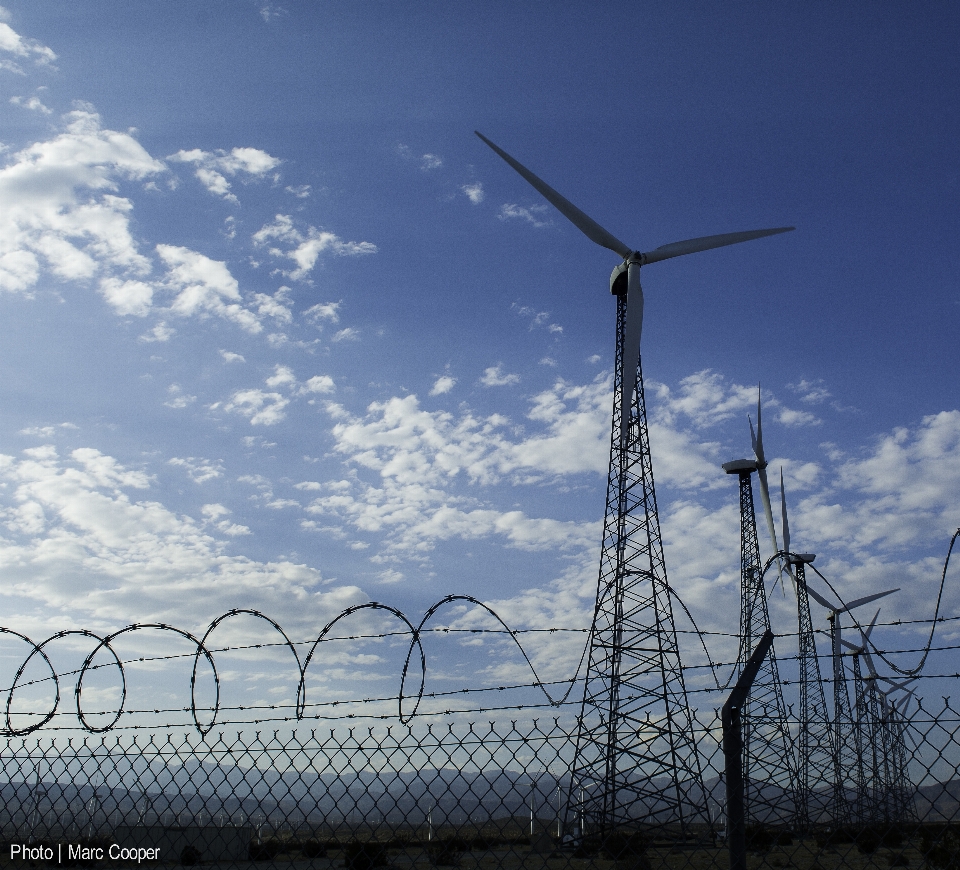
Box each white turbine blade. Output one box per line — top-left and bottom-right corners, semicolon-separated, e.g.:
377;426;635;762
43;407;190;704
864;608;881;641
639;227;794;265
836;588;899;615
475;132;633;259
753;412;781;563
840;637;863;652
805;583;836;611
780;468;790;557
619;262;644;448
880;675;917;693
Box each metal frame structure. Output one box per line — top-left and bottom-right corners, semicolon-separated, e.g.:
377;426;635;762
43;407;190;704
723;460;796;826
566;295;707;838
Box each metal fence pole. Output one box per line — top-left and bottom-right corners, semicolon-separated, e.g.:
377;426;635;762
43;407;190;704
723;629;774;870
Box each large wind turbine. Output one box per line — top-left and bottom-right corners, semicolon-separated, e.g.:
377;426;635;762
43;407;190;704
476;132;792;448
477;132;794;840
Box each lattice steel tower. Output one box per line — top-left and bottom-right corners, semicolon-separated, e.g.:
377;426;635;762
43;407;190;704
474;131;791;842
567;293;708;838
723;460;796;825
791;558;838;830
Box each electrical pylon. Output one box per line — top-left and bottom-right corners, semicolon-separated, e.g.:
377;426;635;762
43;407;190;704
567;294;708;838
723;459;796;825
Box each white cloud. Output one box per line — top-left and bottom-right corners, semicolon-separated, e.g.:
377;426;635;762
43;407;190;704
10;94;52;113
0;109;162;297
498;203;551;228
169;457;224;484
789;378;832;404
300;374;335;394
479;364;520;387
0;447;362;630
420;154;443;171
332;327;359;342
430;376;456;396
220;349;245;363
219;365;335;424
0;19;56;74
252;215;376;281
168;146;281;202
303;384;614;563
156;244;261;332
461;182;484;204
513;303;562;334
305;301;340;324
164;384;196;409
223;388;289;426
265;364;296;389
139;321;174;342
285;184;311;198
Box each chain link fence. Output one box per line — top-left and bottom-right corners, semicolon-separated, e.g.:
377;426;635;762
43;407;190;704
2;700;960;869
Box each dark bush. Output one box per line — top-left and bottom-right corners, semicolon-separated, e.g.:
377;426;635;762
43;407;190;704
601;831;647;860
249;840;282;861
302;840;327;859
921;825;960;870
343;841;387;870
816;827;856;848
180;845;202;866
426;838;465;866
745;826;777;852
573;836;601;858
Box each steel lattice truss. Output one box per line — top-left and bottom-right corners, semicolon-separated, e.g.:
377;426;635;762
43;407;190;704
567;293;707;839
794;562;838;831
731;469;797;826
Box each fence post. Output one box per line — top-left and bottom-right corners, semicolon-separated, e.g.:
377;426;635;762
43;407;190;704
722;629;774;870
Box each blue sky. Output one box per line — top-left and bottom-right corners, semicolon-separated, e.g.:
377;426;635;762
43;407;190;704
1;2;958;729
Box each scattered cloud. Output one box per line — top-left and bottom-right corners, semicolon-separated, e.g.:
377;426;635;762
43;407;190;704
157;244;261;332
461;182;484;204
220;349;245;363
430;376;456;396
0;446;362;630
498;203;551;228
168;146;281;202
0;17;57;74
164;384;196;409
789;378;832;404
305;301;341;324
218;364;335;425
420;154;443;171
512;303;562;334
252;214;376;280
10;93;52;113
0;108;162;297
285;184;311;198
169;456;225;484
332;327;359;342
479;364;520;387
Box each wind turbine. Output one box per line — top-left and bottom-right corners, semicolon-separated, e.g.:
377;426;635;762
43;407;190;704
475;132;793;447
778;473;836;830
804;583;899;824
477;132;794;840
722;450;796;826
